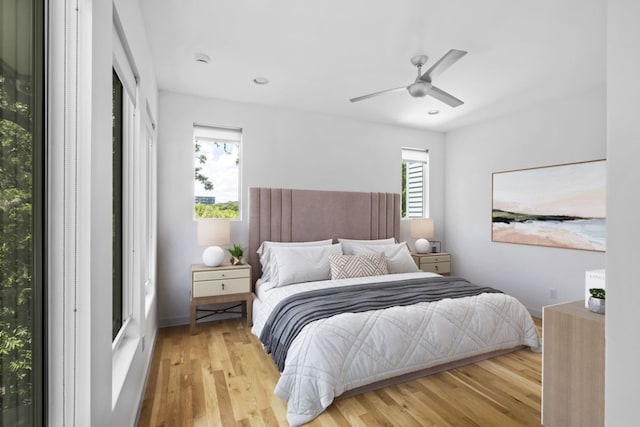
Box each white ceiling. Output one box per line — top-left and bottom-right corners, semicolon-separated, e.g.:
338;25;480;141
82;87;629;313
139;0;606;132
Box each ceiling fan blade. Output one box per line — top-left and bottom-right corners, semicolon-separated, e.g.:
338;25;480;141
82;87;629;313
420;49;467;82
428;85;464;107
350;86;406;103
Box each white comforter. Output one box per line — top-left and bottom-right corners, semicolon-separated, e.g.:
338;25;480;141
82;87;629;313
252;272;540;426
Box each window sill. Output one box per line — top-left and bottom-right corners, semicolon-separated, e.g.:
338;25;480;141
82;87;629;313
112;320;139;409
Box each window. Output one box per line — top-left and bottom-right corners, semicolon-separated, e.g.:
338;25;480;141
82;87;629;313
193;125;241;219
112;25;137;342
112;70;124;339
402;148;429;218
0;0;44;424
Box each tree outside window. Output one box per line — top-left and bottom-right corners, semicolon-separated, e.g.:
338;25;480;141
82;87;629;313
1;0;43;423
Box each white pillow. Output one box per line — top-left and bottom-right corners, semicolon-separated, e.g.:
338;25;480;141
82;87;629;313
269;244;343;287
351;242;420;274
338;237;396;255
257;239;333;282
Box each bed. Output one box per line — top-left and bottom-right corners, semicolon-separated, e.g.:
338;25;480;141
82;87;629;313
248;188;540;426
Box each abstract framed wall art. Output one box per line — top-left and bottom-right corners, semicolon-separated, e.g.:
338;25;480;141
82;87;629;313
492;159;606;251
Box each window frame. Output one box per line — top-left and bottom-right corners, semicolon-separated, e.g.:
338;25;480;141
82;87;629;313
110;13;160;407
33;1;45;423
111;67;137;345
112;69;124;340
111;16;139;349
144;105;157;304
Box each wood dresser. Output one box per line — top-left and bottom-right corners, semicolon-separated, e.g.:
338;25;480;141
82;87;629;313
542;299;604;427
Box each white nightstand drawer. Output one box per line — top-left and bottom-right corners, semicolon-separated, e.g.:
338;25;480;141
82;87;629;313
412;252;451;275
193;277;250;298
193;268;250;282
419;261;451;275
420;254;450;264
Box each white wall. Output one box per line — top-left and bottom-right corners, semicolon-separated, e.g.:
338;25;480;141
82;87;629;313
605;0;640;424
444;87;606;316
156;91;445;325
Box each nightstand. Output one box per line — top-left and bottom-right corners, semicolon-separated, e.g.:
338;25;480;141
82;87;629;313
190;263;253;334
411;252;451;275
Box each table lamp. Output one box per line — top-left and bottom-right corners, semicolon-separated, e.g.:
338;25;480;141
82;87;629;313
411;218;434;254
197;218;231;267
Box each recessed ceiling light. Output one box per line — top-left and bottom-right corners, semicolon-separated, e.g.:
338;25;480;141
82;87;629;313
195;53;210;64
428;110;440;115
253;77;269;85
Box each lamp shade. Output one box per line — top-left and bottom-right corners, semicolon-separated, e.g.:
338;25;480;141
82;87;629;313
410;218;434;239
197;218;231;246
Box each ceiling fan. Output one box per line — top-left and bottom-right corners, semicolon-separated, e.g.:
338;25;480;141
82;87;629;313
350;49;468;107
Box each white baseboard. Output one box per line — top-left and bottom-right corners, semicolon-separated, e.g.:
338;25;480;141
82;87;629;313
158;315;188;328
527;306;542;319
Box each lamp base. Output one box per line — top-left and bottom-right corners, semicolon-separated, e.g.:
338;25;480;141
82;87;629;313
414;238;431;254
202;246;225;267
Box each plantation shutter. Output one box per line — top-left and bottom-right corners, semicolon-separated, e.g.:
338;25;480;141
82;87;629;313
402;148;429;218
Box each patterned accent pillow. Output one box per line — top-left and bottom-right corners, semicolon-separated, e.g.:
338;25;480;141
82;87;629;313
328;253;388;280
350;242;420;274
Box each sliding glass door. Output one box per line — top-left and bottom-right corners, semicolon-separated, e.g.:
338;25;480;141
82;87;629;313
0;0;44;425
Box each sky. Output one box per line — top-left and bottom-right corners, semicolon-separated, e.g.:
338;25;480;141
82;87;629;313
194;140;239;203
492;160;606;218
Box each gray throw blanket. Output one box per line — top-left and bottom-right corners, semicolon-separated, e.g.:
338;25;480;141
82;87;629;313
259;276;502;371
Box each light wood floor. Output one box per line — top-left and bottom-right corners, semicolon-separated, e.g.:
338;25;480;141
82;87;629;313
138;318;543;427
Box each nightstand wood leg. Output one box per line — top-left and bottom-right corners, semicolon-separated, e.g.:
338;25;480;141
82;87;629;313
246;296;253;326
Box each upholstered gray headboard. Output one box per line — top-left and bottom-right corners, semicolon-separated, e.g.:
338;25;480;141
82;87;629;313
248;187;401;285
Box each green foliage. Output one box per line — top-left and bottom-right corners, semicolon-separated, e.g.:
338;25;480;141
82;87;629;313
227;243;244;258
1;81;34;411
589;288;605;299
195;201;239;219
194;142;214;191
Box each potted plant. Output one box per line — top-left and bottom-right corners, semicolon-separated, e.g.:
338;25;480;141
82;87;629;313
227;244;244;265
588;287;605;314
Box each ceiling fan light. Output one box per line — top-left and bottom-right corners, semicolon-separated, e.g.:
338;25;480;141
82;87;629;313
407;82;430;97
